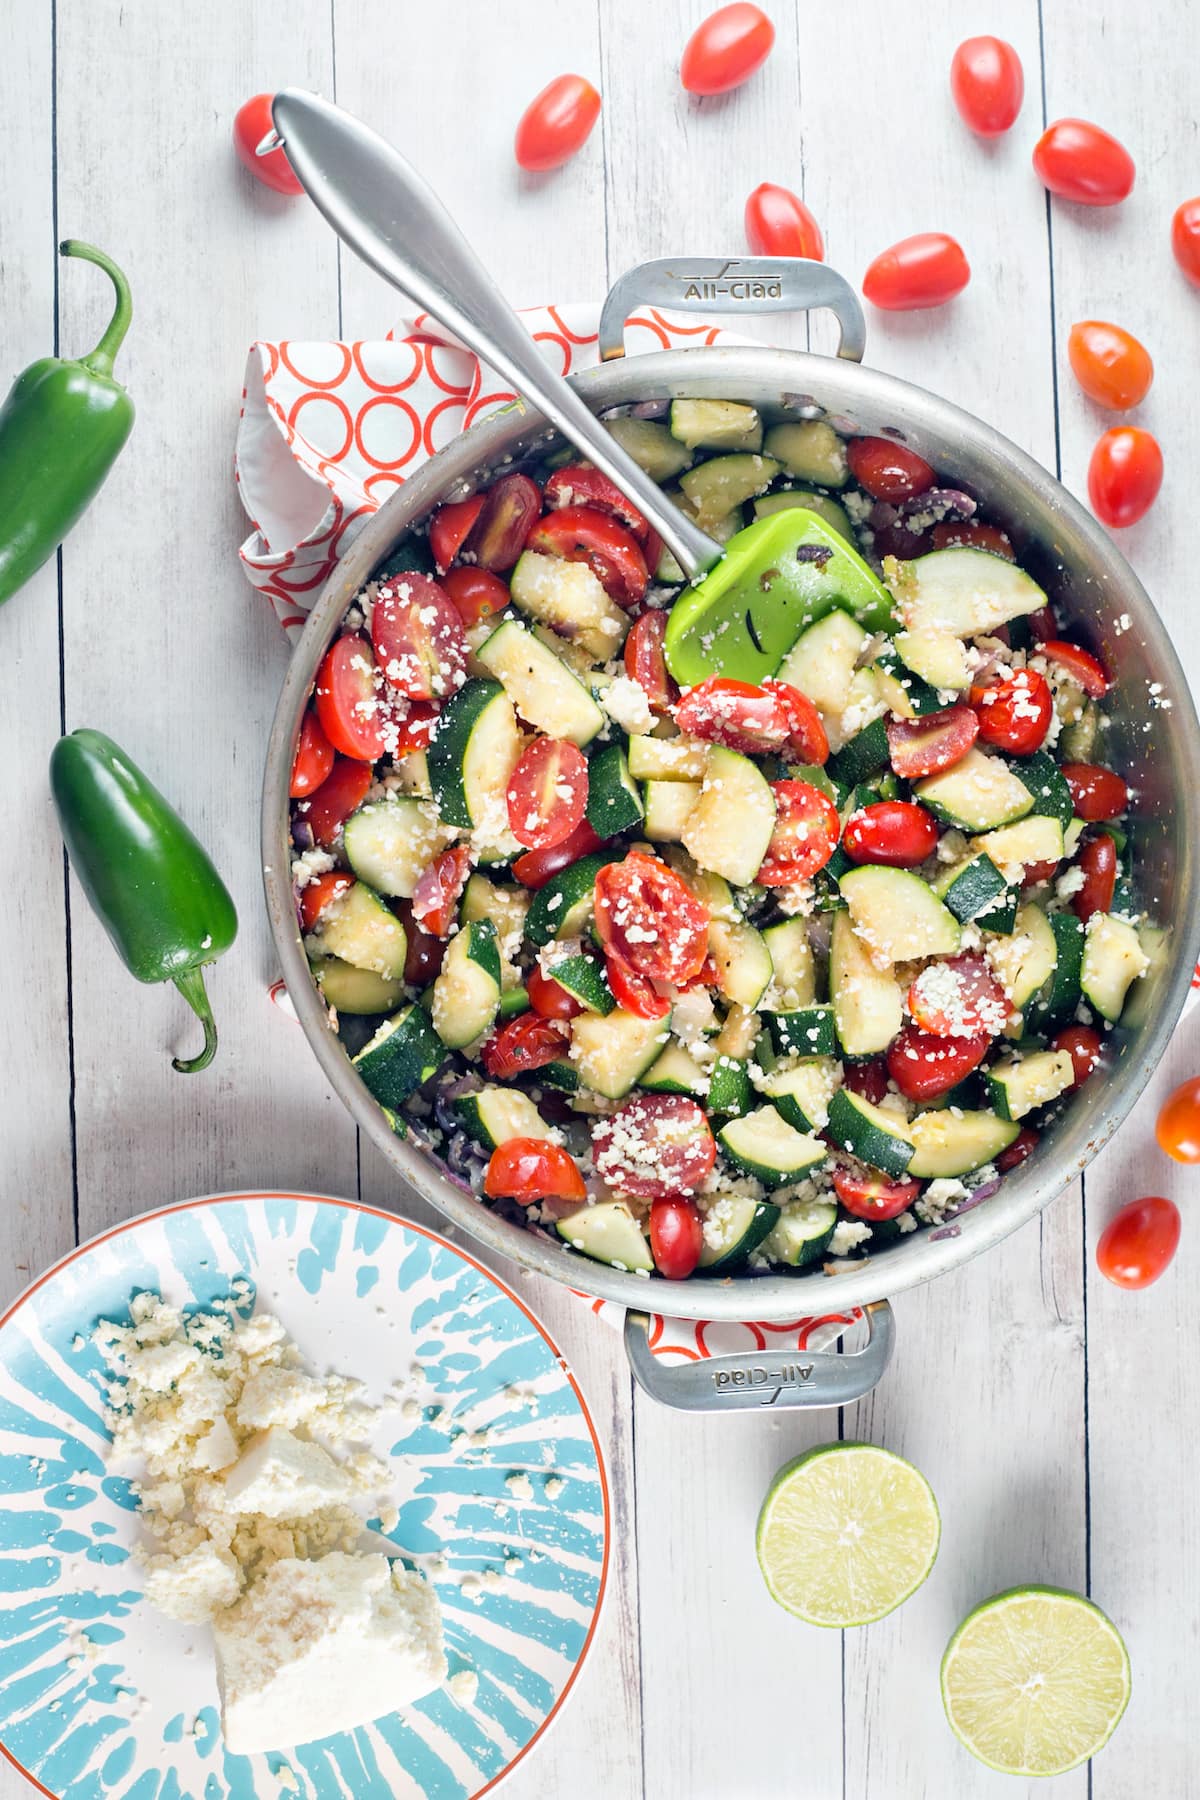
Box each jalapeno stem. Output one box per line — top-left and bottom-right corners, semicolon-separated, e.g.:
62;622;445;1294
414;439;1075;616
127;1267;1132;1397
60;240;133;378
171;965;219;1074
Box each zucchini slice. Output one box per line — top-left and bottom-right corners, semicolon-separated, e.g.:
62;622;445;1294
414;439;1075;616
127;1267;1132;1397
426;677;523;859
907;1108;1019;1178
830;909;903;1055
987;903;1058;1009
934;852;1009;924
546;952;614;1015
309;881;407;981
708;913;773;1009
826;1089;915;1178
760;1200;839;1270
984;1049;1076;1121
569;1006;672;1099
829;715;891;788
839;866;961;964
456;1086;554;1150
681;745;777;886
430;919;502;1049
475;618;605;747
604;414;693;482
707;1054;753;1118
508;552;630;661
718;1105;828;1187
916;747;1035;832
643;779;702;842
698;1196;782;1273
759;1058;839;1133
972;814;1065;877
587;742;644;839
754;489;854;541
342;798;453;899
1025;912;1085;1030
1011;750;1074;827
310;956;404;1016
679;452;781;531
888;546;1049;637
557;1202;654;1273
762;419;849;488
353;1003;445;1109
761;918;816;1008
641;1043;709;1096
670;398;762;452
627;735;708;781
893;628;973;692
1081;912;1150;1022
524;852;617;947
776;607;869;717
767;1006;838;1058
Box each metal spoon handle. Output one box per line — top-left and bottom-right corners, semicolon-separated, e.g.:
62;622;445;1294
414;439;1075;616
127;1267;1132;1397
270;89;720;580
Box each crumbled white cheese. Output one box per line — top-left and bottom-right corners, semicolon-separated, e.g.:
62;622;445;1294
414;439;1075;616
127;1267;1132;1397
829;1220;872;1256
915;1179;969;1225
599;674;655;737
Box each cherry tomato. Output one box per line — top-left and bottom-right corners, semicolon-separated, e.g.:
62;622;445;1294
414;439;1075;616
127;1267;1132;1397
512;819;602;889
1033;119;1135;207
290;709;334;798
762;680;830;764
394;901;446;986
315;634;388;762
303;756;372;846
481;1013;570;1080
1062;763;1128;821
395;700;440;755
593;1094;716;1199
907;953;1009;1039
605;953;671;1021
528;965;584;1021
1051;1024;1104;1089
970;669;1053;755
462;474;542;572
624;610;678;715
232;95;304;195
527;505;649;606
680;3;775;95
846;436;935;502
595;854;711;985
842;1058;889;1106
410;845;472;938
507;738;589;851
844;801;938;869
429;495;485;573
862;234;970;312
996;1126;1039;1172
439;566;509;631
950;36;1024;137
887;1026;991;1102
1096;1195;1180;1289
1039;639;1109;698
757;780;841;884
1072;835;1117;922
1067;321;1153;411
1156;1077;1200;1163
930;520;1014;559
744;183;824;260
649;1197;704;1280
833;1167;922;1222
1026;606;1057;644
514;74;601;173
485;1138;587;1205
543;464;653;543
1021;859;1061;890
1088;426;1163;529
675;676;787;755
1171;197;1200;286
886;704;979;780
299;871;352;933
371;574;467;700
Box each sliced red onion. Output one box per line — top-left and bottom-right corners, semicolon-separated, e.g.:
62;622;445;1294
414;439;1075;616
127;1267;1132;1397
898;486;977;521
444;1130;488;1180
780;394;821;415
930;1224;962;1241
950;1176;1002;1214
631;398;671;420
291;816;316;851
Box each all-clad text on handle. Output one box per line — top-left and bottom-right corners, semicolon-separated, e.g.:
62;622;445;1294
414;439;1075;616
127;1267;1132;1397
598;256;867;363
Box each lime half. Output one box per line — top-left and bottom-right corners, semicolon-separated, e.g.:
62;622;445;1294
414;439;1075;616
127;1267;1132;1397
756;1442;940;1627
941;1586;1131;1776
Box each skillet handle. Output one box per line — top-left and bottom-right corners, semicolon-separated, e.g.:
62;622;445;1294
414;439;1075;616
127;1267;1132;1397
623;1300;894;1412
598;256;867;364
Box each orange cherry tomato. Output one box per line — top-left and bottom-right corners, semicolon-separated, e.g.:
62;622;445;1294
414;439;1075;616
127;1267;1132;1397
1088;426;1163;528
528;965;584;1021
506;738;589;850
1171;197;1200;286
1051;1025;1104;1088
593;1094;716;1200
439;566;510;631
514;75;601;173
680;4;775;96
1067;321;1153;411
649;1197;704;1280
744;183;824;260
1096;1196;1180;1289
290;709;334;798
1156;1077;1200;1163
299;871;353;933
757;781;841;884
1072;835;1117;922
833;1168;922;1222
233;95;304;195
843;801;938;869
862;234;970;311
485;1138;587;1205
950;36;1024;137
303;756;372;846
1033;119;1135;206
429;495;485;573
846;436;935;501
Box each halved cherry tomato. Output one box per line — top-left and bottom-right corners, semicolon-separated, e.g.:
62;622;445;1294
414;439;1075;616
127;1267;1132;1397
410;845;472;938
481;1013;569;1080
762;680;830;764
485;1137;587;1204
624;610;678;714
833;1167;922;1222
842;1058;889;1105
1096;1195;1180;1289
649;1196;705;1280
395;700;439;754
1171;197;1200;286
514;74;601;172
429;495;485;573
757;781;840;884
544;464;652;542
680;3;775;95
846;436;936;502
1062;763;1128;821
512;819;602;889
1021;858;1060;890
595;854;710;985
1034;119;1135;206
1072;835;1118;922
593;1094;716;1199
528;964;584;1021
950;36;1023;137
290;709;334;798
299;871;352;933
1088;426;1163;529
844;801;938;869
463;474;541;572
394;901;446;986
527;505;648;605
1040;639;1109;698
675;676;787;755
1051;1024;1104;1089
970;669;1053;755
315;634;388;761
233;94;304;195
605;952;671;1021
303;756;372;846
862;235;971;312
886;704;979;780
1068;321;1153;411
507;737;589;851
439;566;509;630
907;953;1009;1039
1156;1077;1200;1163
371;574;467;700
997;1126;1039;1172
887;1026;991;1102
930;519;1014;559
744;183;824;260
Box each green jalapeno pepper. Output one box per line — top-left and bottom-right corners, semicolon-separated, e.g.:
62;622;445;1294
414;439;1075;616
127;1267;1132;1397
0;241;135;608
50;730;238;1074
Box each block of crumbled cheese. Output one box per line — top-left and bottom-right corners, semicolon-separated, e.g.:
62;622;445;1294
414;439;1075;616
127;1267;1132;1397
220;1427;356;1519
142;1541;242;1623
214;1554;446;1753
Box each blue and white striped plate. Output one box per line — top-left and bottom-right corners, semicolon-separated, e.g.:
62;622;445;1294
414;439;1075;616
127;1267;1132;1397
0;1192;609;1800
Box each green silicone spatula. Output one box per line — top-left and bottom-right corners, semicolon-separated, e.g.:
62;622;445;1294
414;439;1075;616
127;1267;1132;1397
270;89;893;681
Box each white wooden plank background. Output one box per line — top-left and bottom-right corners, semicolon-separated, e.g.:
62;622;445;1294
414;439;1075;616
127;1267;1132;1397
3;1;1198;1795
